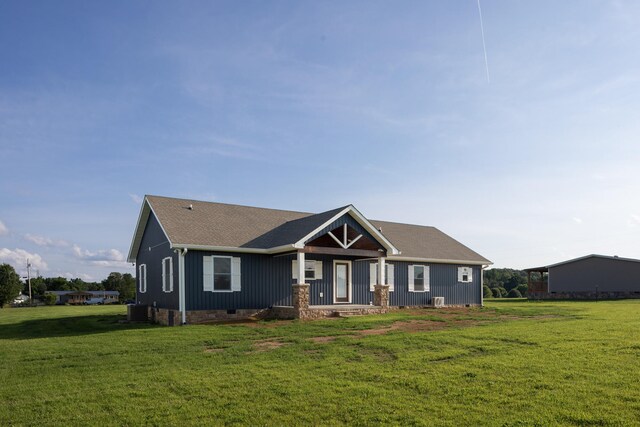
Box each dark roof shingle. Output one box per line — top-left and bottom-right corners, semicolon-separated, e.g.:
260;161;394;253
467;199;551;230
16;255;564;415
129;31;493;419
140;195;490;264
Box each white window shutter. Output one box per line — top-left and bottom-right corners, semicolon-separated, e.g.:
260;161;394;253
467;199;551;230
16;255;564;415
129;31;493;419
231;257;241;291
292;260;298;280
169;258;174;292
139;264;146;293
425;266;430;292
408;265;415;292
458;267;464;282
162;258;167;291
314;261;323;280
369;263;377;291
467;268;473;283
387;264;395;292
203;256;213;292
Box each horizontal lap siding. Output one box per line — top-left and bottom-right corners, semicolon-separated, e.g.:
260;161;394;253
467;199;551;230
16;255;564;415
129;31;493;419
136;214;179;309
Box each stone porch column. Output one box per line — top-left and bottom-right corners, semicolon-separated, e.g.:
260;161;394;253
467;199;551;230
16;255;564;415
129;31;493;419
374;284;390;308
292;283;310;310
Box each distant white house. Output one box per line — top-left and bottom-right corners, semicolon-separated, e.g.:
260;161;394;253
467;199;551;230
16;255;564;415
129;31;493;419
12;294;29;305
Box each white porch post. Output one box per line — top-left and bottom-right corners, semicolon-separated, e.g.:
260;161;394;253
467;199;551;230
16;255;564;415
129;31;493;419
378;256;386;285
297;251;306;284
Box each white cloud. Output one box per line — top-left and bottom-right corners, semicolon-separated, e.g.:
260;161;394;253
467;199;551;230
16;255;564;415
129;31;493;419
627;214;640;227
24;233;69;247
0;248;48;272
129;194;143;204
72;245;128;267
572;217;583;224
0;220;8;236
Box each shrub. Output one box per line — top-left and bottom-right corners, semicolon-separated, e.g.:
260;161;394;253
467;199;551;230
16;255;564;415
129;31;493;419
507;289;522;298
43;293;57;306
492;288;503;298
516;284;528;296
483;285;493;298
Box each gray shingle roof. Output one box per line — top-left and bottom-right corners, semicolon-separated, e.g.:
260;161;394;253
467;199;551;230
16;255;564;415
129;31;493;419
134;195;490;264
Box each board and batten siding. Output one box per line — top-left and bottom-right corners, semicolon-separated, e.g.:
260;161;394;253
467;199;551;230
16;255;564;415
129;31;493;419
135;213;179;310
183;250;481;309
185;251;294;310
549;257;640;293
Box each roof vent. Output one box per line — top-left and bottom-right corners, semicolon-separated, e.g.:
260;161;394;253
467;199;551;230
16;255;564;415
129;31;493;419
614;255;619;258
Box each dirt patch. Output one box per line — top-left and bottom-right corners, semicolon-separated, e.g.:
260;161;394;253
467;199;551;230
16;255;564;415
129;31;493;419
252;339;288;352
204;347;225;353
309;336;341;343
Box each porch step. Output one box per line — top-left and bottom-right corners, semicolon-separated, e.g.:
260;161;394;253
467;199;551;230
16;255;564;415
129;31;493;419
333;310;366;318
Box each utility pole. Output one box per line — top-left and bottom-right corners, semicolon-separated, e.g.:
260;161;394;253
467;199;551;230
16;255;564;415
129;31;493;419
27;259;32;306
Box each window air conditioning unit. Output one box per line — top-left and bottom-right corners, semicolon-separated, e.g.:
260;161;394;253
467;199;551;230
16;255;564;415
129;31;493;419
431;297;445;308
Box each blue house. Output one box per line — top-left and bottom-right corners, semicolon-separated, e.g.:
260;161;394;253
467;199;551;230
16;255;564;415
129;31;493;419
127;196;491;325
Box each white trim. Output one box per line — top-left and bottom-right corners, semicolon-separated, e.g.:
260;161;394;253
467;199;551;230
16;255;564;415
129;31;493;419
292;259;322;281
387;255;490;266
457;266;473;283
178;248;187;324
211;255;234;293
162;257;173;293
332;260;352;304
297;252;306;284
127;197;174;263
370;262;394;291
409;265;429;292
294;205;400;255
138;264;147;293
171;243;296;255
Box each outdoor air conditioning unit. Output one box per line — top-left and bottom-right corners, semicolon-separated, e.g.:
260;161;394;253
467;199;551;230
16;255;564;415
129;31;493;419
431;297;445;308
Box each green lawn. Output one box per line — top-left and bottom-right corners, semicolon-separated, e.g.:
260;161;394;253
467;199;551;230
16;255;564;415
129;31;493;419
1;301;639;426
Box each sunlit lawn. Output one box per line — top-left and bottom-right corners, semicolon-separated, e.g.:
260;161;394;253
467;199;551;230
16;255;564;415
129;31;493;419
1;300;639;425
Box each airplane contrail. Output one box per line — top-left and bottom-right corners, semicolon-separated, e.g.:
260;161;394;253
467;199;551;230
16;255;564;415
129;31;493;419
477;0;490;83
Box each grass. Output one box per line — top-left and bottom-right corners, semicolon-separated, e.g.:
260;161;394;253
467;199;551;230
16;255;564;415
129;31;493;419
1;301;640;426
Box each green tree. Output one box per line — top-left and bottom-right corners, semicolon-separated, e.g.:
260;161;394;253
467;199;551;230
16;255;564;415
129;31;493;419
69;278;88;292
515;284;528;296
507;289;523;298
45;277;70;291
492;288;503;298
102;272;136;303
0;264;22;307
42;292;57;306
27;276;47;298
483;285;493;298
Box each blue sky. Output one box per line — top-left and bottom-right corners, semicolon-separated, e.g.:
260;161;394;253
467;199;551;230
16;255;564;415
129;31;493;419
2;1;640;280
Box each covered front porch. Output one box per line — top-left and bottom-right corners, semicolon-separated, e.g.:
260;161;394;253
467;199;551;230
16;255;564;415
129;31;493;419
279;218;395;318
268;303;390;320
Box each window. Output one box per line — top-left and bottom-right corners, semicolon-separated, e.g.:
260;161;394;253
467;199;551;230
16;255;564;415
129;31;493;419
304;260;317;280
138;264;147;293
409;265;430;292
458;267;473;283
214;256;231;291
203;256;242;292
414;266;425;292
369;262;394;291
292;260;323;281
162;257;173;292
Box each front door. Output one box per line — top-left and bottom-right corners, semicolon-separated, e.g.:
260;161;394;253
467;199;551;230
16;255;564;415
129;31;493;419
334;261;350;303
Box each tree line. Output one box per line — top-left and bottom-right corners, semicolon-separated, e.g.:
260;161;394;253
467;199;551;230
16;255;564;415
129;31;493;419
0;263;135;306
483;268;528;298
